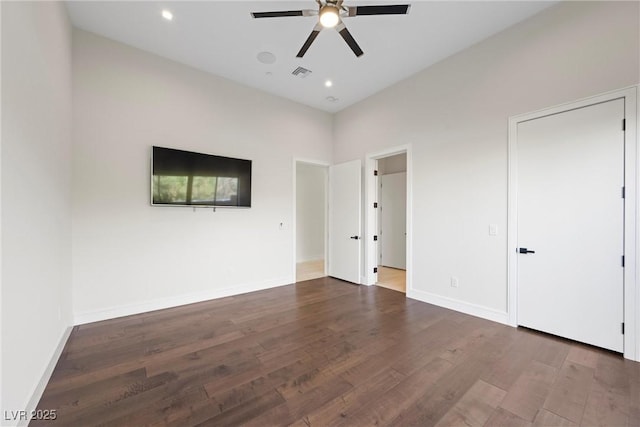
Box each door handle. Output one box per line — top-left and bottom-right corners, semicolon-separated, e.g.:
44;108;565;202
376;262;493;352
350;235;360;240
518;247;535;254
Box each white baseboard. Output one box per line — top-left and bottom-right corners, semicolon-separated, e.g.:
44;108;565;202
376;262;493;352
18;325;72;427
407;288;510;326
73;276;293;325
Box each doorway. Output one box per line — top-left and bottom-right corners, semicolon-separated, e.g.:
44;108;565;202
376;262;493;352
295;161;328;282
376;154;407;293
362;146;411;293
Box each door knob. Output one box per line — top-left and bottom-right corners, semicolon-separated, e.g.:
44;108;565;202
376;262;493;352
350;235;360;240
518;247;535;254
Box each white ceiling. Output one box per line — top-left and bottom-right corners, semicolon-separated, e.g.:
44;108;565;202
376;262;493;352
65;1;557;113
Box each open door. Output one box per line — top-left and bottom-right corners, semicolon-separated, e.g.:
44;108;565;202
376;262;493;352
328;159;362;284
380;172;407;269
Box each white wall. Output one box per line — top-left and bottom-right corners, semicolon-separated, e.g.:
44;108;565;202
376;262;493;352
296;163;326;262
334;1;639;317
1;1;73;422
72;30;332;323
378;153;407;175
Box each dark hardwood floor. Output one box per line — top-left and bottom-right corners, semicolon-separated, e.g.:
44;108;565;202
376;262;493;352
33;277;640;426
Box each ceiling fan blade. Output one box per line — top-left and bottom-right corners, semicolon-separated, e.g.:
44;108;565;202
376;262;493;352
251;10;316;19
347;4;410;16
297;24;323;58
336;23;363;57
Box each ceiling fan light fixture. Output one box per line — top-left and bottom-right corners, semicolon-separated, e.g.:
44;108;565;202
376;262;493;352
319;5;340;28
250;1;411;58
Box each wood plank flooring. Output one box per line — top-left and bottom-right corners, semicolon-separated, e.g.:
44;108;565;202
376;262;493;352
33;278;640;426
376;266;406;293
296;259;325;282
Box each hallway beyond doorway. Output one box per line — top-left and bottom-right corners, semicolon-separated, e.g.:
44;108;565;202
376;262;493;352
296;259;325;282
376;266;406;293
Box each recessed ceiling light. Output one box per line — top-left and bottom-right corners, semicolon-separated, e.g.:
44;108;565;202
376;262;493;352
162;10;173;21
257;51;276;65
325;80;333;88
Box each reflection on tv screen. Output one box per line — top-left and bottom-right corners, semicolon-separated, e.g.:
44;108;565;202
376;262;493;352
151;146;251;207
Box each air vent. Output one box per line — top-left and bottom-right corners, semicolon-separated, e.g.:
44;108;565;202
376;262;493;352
292;66;312;78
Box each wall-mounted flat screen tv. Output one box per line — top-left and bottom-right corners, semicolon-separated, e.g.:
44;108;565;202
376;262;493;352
151;146;252;207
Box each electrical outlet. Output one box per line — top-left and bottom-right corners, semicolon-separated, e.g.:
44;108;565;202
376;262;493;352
489;224;498;236
450;277;459;288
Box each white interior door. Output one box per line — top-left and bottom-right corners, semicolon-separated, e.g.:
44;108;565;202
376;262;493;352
380;172;406;269
517;98;625;352
328;159;362;283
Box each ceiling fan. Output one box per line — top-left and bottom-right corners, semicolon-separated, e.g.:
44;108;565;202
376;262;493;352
251;0;410;58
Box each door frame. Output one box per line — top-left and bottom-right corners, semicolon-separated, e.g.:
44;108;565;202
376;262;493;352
507;86;638;361
292;158;329;282
364;145;412;291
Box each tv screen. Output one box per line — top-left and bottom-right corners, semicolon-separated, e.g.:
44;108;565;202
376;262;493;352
151;146;252;207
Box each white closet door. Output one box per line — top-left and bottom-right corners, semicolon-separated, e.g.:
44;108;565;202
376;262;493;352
517;98;625;352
